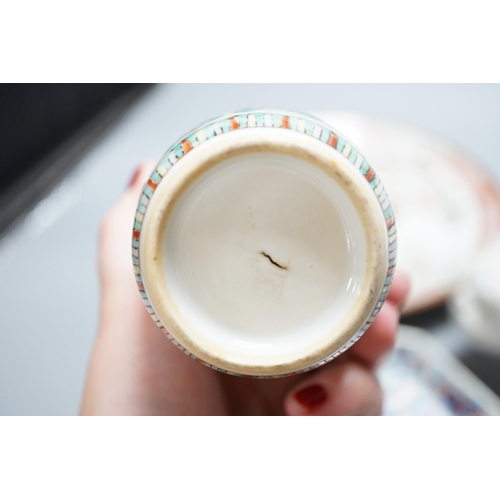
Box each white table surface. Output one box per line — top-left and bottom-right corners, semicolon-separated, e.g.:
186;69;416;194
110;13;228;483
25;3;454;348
1;84;499;415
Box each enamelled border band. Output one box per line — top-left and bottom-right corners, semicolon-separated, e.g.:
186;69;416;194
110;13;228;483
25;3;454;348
131;109;397;378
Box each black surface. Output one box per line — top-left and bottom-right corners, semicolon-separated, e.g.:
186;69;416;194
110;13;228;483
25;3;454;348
0;84;137;198
0;84;153;238
401;304;450;330
460;350;500;397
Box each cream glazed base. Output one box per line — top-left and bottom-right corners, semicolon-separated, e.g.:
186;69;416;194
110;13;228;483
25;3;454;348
138;126;389;377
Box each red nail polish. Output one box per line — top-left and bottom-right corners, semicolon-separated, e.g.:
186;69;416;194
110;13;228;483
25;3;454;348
294;384;327;410
128;167;141;188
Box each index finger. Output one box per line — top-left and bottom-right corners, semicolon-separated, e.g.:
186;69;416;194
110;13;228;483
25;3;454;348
347;269;410;366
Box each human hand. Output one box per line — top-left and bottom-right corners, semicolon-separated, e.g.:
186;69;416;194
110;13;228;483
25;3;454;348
80;162;410;416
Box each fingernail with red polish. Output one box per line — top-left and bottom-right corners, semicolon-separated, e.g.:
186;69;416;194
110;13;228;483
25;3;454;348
128;166;142;188
294;384;327;410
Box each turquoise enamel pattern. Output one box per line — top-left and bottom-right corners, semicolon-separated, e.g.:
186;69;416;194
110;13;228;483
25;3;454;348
132;109;397;378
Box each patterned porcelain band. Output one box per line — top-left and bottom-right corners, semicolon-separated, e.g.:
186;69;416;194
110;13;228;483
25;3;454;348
132;109;397;378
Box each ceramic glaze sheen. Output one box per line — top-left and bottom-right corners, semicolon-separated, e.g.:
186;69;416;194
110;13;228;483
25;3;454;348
133;110;396;378
164;147;366;363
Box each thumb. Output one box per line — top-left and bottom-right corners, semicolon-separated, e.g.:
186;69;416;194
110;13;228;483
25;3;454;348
284;359;383;416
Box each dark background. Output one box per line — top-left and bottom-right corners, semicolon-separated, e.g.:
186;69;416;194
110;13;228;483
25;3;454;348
0;84;149;235
0;84;137;196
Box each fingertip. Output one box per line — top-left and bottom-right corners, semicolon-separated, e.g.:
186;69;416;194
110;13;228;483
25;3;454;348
127;160;157;195
371;300;400;346
349;300;399;366
128;167;142;189
284;361;382;416
99;160;158;283
387;269;411;310
285;383;327;416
